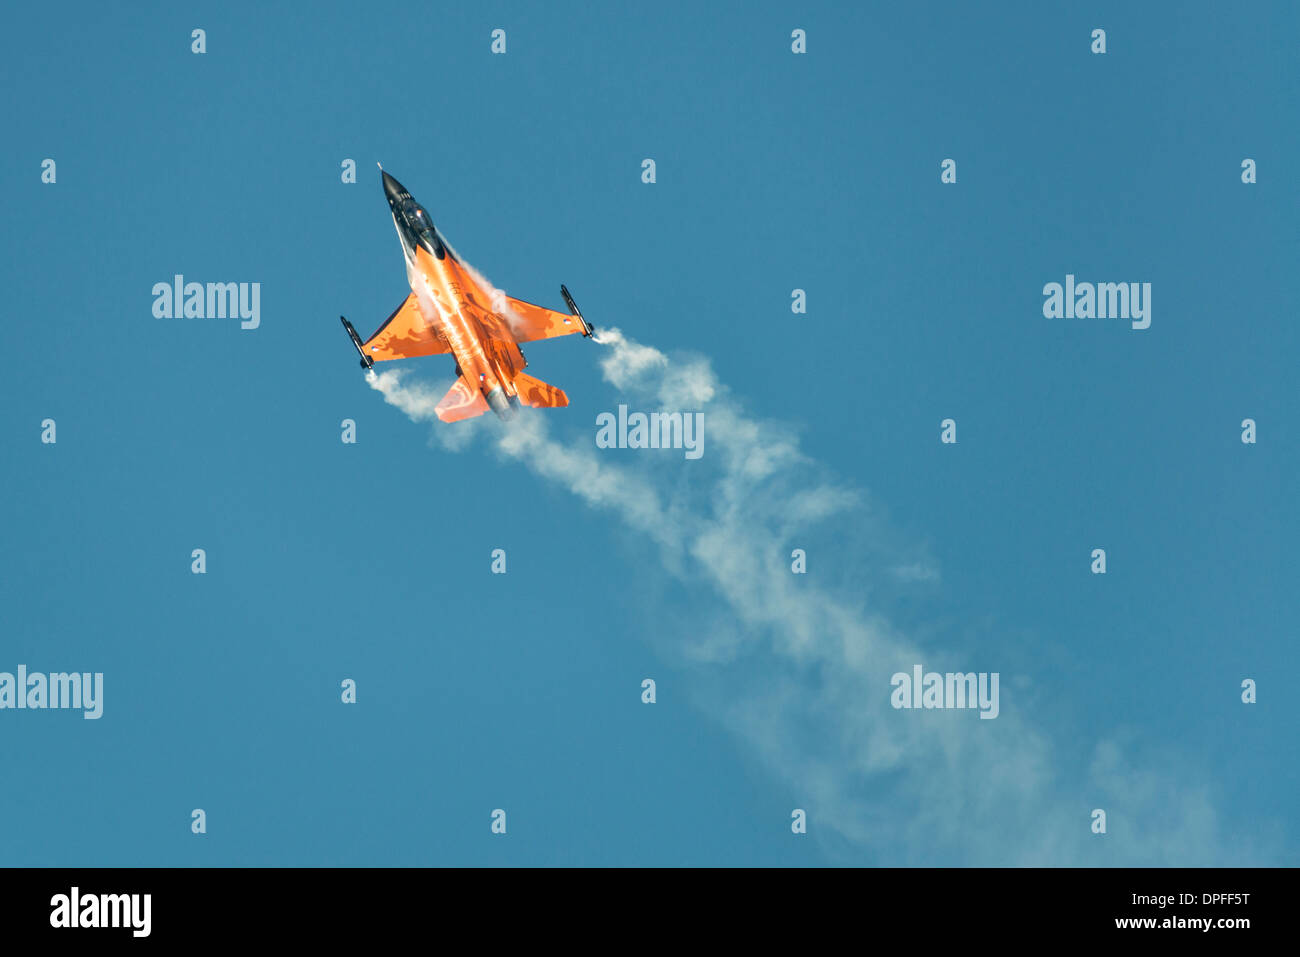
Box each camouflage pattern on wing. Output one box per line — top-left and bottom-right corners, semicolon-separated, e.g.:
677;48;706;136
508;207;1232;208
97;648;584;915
362;294;450;361
500;296;585;344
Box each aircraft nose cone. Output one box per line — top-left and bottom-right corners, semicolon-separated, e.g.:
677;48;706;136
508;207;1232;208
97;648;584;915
381;170;406;202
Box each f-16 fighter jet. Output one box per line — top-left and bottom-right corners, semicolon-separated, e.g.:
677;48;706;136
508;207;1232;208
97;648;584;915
341;167;593;422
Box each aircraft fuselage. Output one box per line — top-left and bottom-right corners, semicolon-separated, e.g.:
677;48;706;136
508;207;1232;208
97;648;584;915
383;170;524;417
344;168;590;422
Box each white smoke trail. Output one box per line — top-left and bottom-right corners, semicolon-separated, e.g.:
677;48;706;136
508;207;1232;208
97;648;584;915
365;329;1269;865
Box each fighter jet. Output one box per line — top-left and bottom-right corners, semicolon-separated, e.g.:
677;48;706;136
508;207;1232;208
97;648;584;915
341;167;593;422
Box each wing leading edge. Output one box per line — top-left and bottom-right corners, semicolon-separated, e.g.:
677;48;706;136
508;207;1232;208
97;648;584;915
361;294;451;362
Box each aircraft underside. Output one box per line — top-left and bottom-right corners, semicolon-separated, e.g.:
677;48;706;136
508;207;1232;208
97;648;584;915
340;168;594;423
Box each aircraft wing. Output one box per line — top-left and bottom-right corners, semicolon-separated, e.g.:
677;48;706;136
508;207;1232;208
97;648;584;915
361;293;451;361
500;294;591;344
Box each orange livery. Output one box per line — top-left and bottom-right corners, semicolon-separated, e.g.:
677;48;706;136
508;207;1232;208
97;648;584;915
341;168;593;422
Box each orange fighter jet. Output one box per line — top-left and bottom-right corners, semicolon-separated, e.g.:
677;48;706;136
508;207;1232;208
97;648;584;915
341;167;593;422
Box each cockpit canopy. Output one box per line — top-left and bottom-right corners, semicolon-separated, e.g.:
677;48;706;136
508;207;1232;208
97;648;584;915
409;206;434;232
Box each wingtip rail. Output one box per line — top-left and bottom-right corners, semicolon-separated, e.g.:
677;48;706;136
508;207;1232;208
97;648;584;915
340;316;375;370
560;285;594;338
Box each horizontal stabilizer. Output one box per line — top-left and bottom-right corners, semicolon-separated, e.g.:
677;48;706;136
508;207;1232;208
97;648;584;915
512;372;569;409
436;376;490;422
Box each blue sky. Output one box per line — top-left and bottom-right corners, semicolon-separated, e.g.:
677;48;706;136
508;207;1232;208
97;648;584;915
1;1;1295;865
